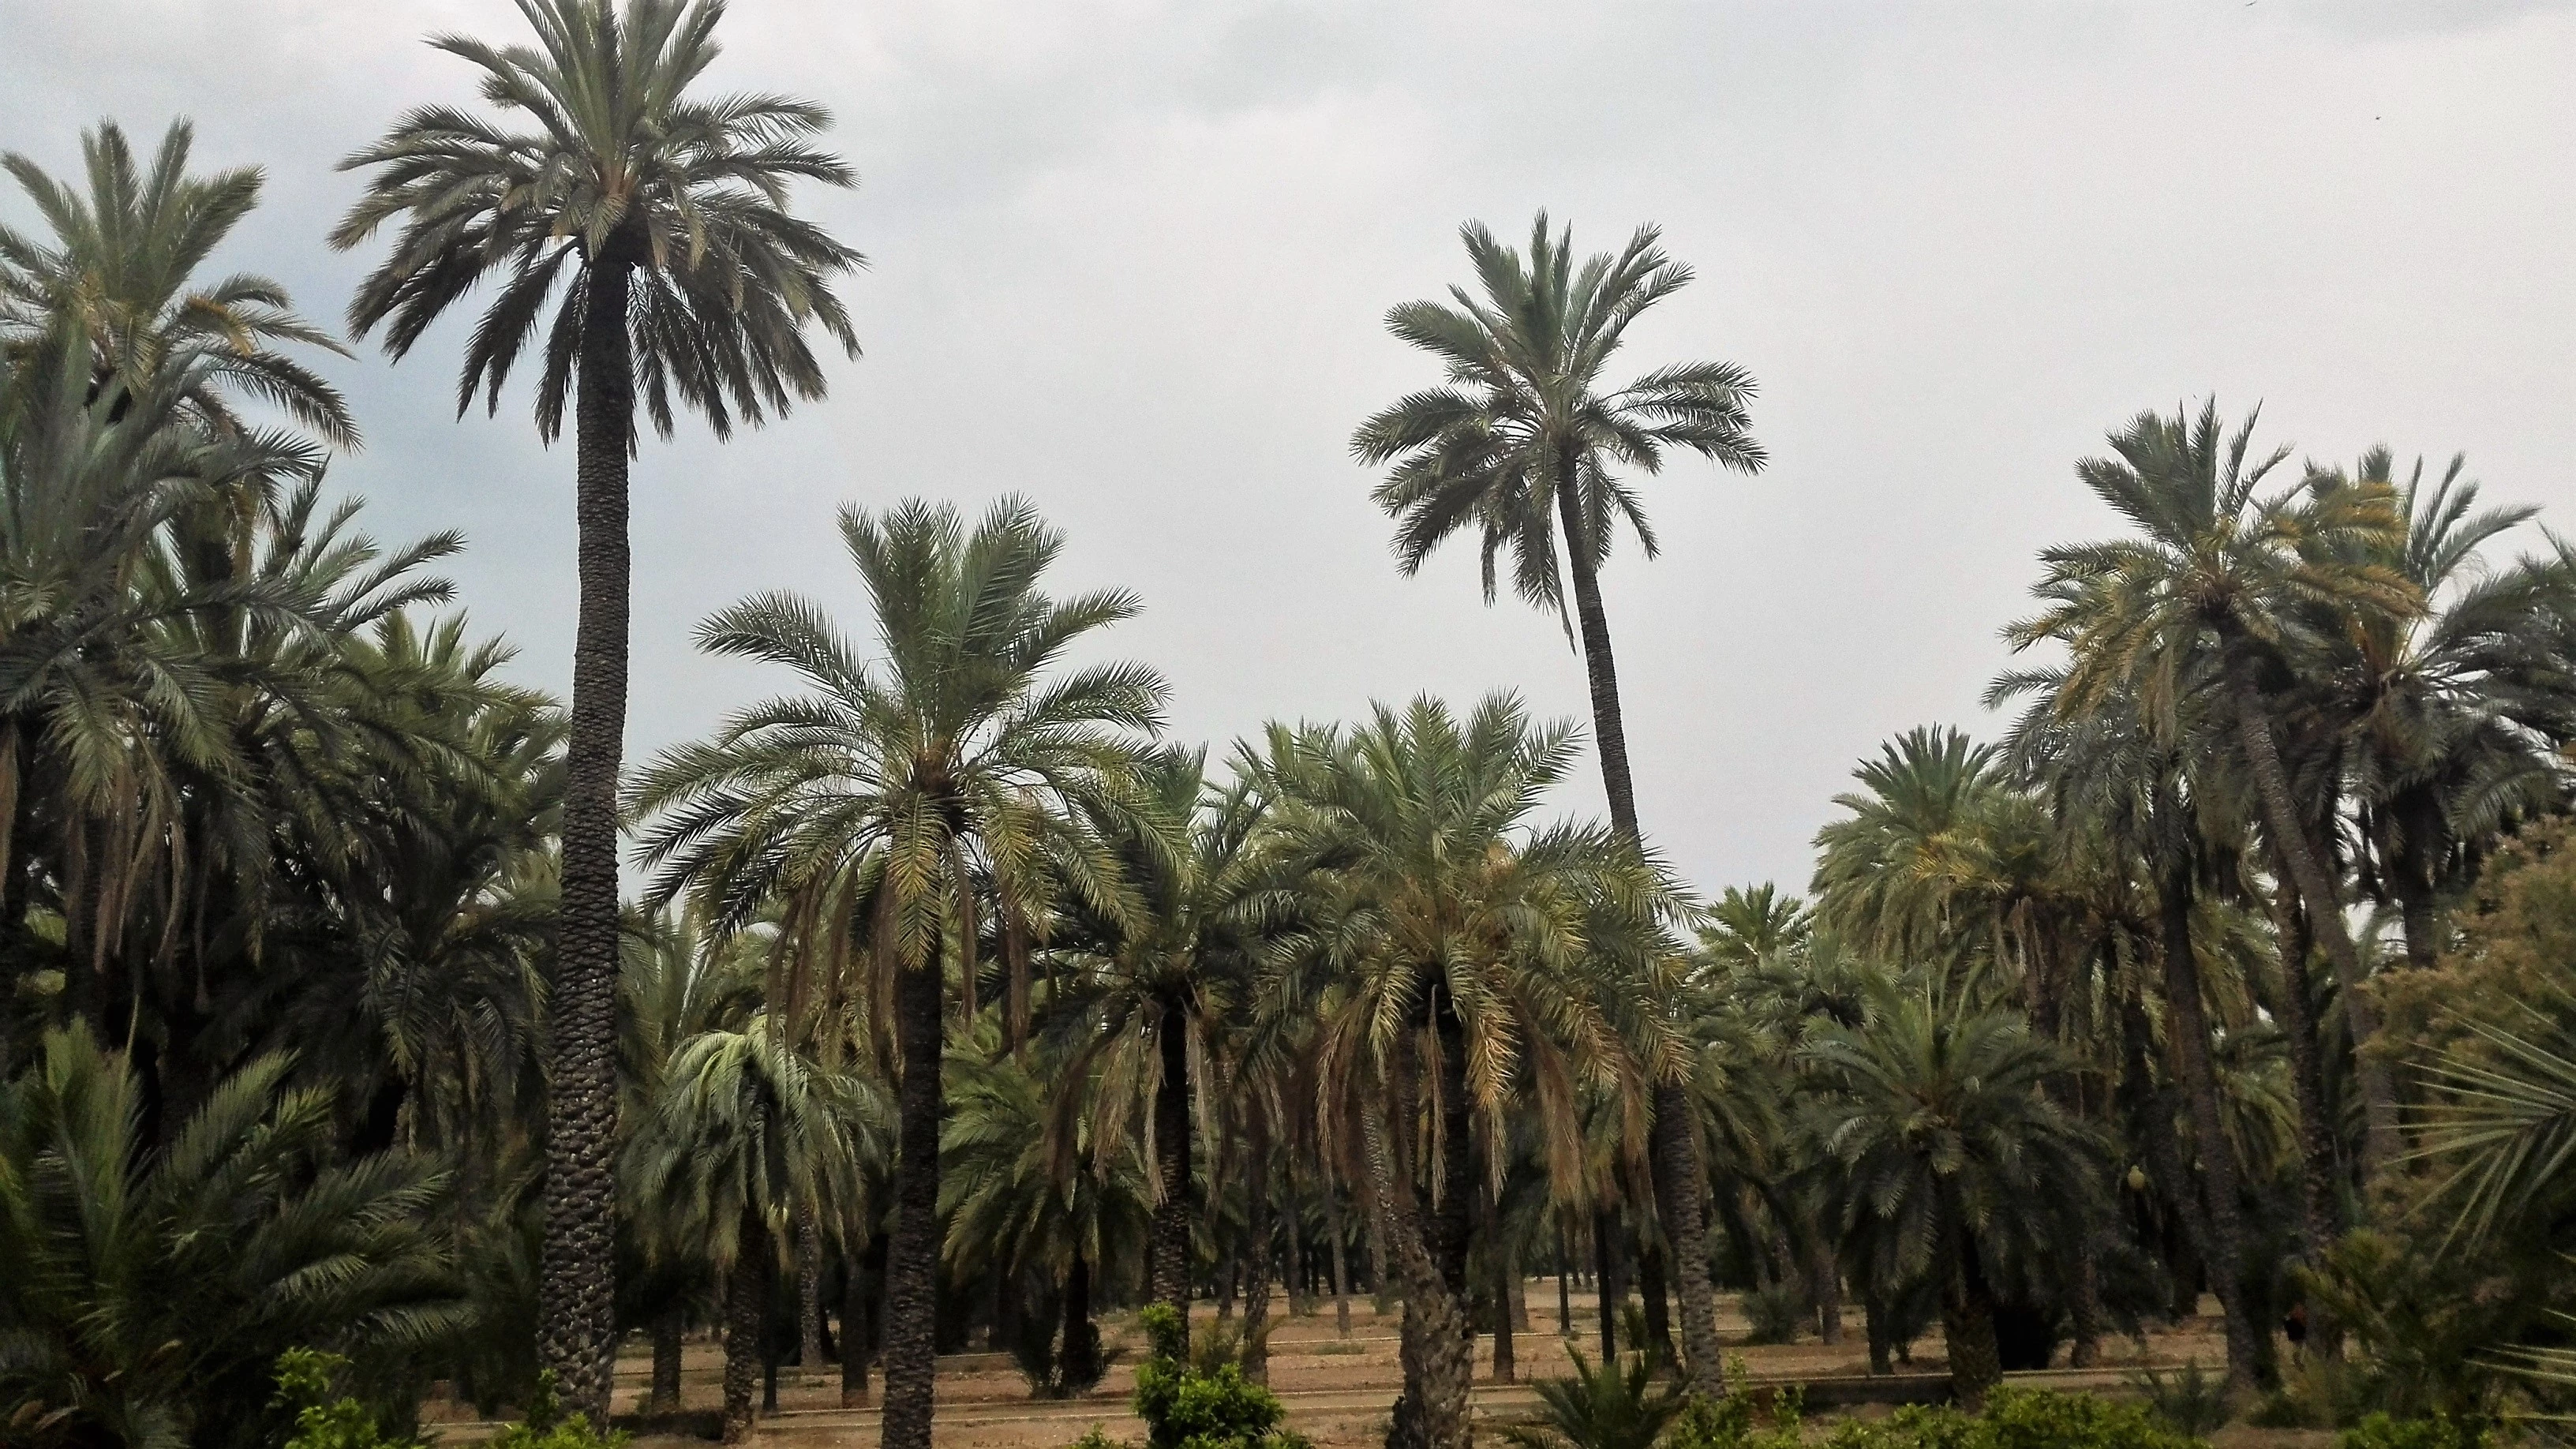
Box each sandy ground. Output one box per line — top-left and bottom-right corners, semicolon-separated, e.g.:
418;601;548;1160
420;1279;2272;1448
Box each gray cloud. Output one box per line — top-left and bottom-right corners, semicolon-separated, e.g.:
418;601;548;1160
6;0;2571;898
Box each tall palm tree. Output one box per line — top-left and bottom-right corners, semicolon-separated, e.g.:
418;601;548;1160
1;118;355;448
332;0;863;1409
1045;747;1281;1332
2305;450;2576;968
628;496;1164;1449
1260;695;1661;1449
1801;987;2102;1410
1352;214;1763;1394
2009;402;2416;1178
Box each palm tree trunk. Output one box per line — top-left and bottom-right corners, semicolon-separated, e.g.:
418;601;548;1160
2020;919;2102;1366
2154;858;2264;1391
1939;1216;2002;1410
1364;1091;1473;1449
842;1228;873;1407
2224;661;2401;1175
1556;1224;1574;1339
1062;1249;1101;1390
1808;1233;1843;1346
1328;1181;1354;1339
1482;1184;1515;1382
1638;1243;1674;1368
799;1204;826;1370
650;1305;685;1413
2262;856;2344;1260
539;253;635;1423
724;1225;767;1443
1243;1102;1274;1384
1284;1155;1309;1316
1649;1083;1724;1393
881;956;945;1449
1593;1211;1623;1361
1150;1004;1194;1331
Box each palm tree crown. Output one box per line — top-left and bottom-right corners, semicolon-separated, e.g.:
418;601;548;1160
331;0;863;440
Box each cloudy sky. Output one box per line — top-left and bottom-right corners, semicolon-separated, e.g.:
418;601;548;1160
6;0;2571;896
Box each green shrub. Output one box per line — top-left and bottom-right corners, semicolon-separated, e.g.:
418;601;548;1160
1738;1287;1807;1346
1664;1363;1803;1449
2338;1413;2490;1449
1501;1351;1683;1449
1131;1305;1295;1449
274;1351;420;1449
1069;1427;1131;1449
2130;1361;2231;1436
485;1371;630;1449
1816;1390;2203;1449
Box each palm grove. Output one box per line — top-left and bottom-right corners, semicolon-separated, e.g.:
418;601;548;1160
7;3;2576;1447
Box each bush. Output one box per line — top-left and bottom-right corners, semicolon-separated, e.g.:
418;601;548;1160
1501;1351;1684;1449
1664;1363;1803;1449
485;1371;631;1449
2338;1413;2491;1449
1131;1305;1297;1449
1068;1428;1131;1449
1816;1389;2205;1449
275;1351;421;1449
2130;1361;2231;1436
1738;1287;1807;1347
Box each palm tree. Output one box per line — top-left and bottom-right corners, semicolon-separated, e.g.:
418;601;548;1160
1260;695;1661;1449
1802;986;2102;1409
1045;747;1281;1333
1352;214;1764;1394
623;1020;872;1441
1;118;355;447
332;0;863;1408
2009;402;2415;1177
629;496;1164;1449
0;1024;467;1449
2305;450;2576;968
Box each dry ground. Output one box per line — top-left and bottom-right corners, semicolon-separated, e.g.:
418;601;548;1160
421;1279;2300;1448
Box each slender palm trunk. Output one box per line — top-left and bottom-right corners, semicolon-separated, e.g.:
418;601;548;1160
724;1225;767;1443
1638;1244;1674;1367
882;957;945;1449
1556;1224;1574;1339
1553;474;1727;1393
2020;924;2102;1366
1365;1085;1473;1449
1328;1182;1354;1339
1593;1212;1623;1361
1808;1232;1844;1346
1149;1004;1194;1332
2262;858;2343;1260
2155;859;2263;1391
1482;1184;1515;1382
842;1226;874;1407
1243;1103;1275;1384
650;1305;685;1413
2222;659;2401;1175
539;253;635;1421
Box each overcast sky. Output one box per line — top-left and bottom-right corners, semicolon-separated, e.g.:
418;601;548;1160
6;0;2572;897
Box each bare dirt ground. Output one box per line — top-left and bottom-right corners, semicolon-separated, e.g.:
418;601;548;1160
420;1279;2276;1448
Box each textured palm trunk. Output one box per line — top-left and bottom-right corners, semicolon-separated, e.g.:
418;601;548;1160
2155;859;2264;1392
1365;1093;1475;1449
2019;923;2102;1366
1939;1216;2002;1410
1148;1004;1194;1335
650;1306;685;1413
1638;1245;1674;1367
1649;1083;1724;1393
2263;859;2344;1261
1243;1103;1274;1384
1284;1158;1309;1316
881;957;945;1449
1865;1287;1894;1375
2222;656;2401;1176
842;1227;873;1407
539;253;635;1422
724;1224;767;1443
799;1204;826;1369
1556;1224;1574;1338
